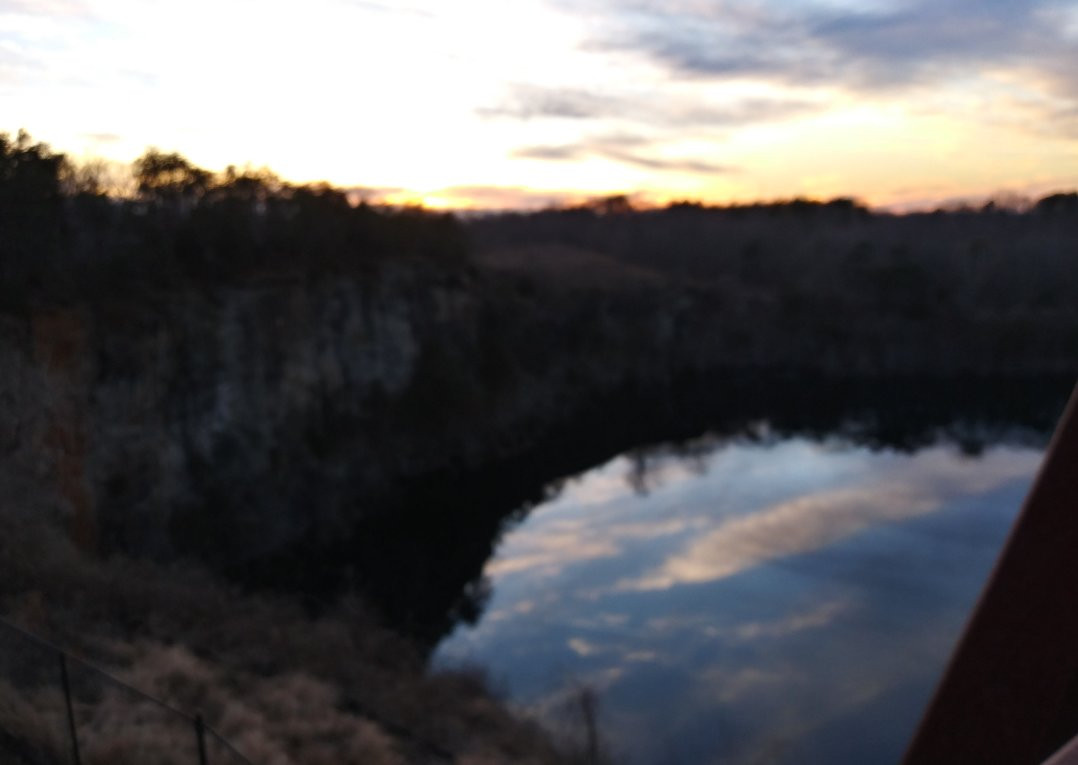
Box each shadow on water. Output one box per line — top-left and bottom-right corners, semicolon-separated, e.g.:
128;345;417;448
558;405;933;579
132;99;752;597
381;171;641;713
234;372;1072;646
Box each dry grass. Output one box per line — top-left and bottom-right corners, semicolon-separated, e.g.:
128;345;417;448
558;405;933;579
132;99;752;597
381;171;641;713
0;506;567;764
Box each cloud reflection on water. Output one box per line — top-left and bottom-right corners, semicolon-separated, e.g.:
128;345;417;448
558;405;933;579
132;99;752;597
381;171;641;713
619;447;1038;591
436;438;1043;764
483;441;1039;592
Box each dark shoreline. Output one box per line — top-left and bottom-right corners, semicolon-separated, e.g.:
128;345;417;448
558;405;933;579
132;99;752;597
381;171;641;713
234;370;1074;645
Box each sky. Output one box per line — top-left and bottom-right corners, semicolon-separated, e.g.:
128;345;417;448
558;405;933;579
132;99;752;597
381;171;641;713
3;0;1078;210
436;439;1042;762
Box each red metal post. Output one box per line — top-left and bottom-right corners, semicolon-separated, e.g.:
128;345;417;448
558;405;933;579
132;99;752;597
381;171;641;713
904;383;1078;764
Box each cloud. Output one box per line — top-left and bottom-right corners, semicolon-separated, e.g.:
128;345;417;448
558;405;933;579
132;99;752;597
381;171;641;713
82;131;122;144
483;82;820;128
0;0;88;15
513;145;583;161
721;600;849;643
350;185;585;210
485;511;705;579
645;599;849;644
432;185;582;210
340;0;436;17
485;529;621;578
572;0;1072;93
342;185;406;203
514;138;739;174
621;484;938;590
480;85;615;120
547;0;1078;143
0;46;37;84
567;637;606;656
0;0;98;88
697;665;793;705
617;447;1039;591
1030;41;1078;132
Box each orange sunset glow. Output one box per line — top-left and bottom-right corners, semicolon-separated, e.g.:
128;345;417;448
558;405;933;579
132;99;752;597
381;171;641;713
3;0;1078;208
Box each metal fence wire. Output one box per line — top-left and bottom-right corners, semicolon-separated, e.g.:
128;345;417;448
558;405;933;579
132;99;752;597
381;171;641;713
0;615;253;765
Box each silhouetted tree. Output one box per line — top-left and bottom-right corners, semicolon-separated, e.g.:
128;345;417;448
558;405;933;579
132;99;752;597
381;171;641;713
0;130;67;297
1036;192;1078;218
133;149;211;207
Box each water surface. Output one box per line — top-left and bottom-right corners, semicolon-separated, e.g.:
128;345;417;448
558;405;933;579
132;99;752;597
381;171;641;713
435;433;1043;764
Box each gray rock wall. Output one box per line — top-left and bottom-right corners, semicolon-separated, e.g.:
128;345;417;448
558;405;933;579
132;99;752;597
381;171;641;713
1;261;1073;573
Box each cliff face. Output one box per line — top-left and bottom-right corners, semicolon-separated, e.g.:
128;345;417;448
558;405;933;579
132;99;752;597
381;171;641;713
4;270;421;560
0;263;685;570
2;253;1074;612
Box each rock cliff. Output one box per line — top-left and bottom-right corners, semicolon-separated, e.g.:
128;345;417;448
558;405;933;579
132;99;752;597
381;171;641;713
2;251;1074;637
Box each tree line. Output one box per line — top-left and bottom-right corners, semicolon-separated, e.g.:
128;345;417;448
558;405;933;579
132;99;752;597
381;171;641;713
0;130;468;307
470;191;1078;323
5;126;1078;323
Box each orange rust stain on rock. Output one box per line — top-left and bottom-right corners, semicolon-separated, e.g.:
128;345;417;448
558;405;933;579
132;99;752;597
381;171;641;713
32;310;98;553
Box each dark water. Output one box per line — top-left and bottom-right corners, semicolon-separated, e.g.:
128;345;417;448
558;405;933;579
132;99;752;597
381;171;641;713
434;432;1044;764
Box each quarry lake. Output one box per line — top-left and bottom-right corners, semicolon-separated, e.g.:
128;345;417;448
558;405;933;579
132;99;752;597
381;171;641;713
434;431;1045;765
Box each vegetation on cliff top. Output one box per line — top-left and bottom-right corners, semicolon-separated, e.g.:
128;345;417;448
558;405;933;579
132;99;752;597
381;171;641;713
5;127;1078;326
0;131;468;307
